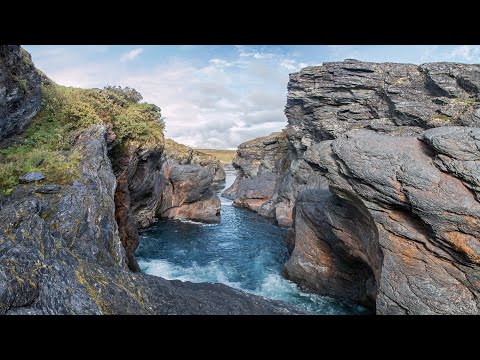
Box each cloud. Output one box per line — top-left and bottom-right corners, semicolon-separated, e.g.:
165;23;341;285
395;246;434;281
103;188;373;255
279;59;310;71
32;44;480;148
120;48;144;62
24;45;309;149
326;45;363;61
236;45;277;60
448;45;480;62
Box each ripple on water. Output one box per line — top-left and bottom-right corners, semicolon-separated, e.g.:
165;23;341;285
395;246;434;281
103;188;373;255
136;172;369;315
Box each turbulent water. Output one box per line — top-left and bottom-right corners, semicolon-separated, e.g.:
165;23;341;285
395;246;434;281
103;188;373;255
136;166;368;314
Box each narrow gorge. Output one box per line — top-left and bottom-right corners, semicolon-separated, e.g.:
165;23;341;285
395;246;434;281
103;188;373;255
0;46;300;314
1;46;479;315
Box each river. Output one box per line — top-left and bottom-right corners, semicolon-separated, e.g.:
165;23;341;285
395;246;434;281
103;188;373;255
135;167;368;314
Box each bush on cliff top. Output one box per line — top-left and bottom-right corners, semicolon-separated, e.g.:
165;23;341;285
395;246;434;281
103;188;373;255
0;82;166;194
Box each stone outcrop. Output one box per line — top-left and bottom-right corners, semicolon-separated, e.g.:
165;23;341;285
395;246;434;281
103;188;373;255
227;59;480;314
110;138;223;271
0;45;41;142
222;132;290;223
158;162;221;223
283;60;480;314
0;46;302;314
0;125;301;314
110;141;164;271
164;138;226;183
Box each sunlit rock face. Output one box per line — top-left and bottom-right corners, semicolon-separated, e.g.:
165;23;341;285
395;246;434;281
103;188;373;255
229;59;480;314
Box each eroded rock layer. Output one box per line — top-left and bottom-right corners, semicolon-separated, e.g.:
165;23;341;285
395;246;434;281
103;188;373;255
222;132;291;224
229;59;480;314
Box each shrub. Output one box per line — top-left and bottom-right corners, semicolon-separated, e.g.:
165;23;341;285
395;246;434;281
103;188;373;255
103;85;143;104
0;81;166;195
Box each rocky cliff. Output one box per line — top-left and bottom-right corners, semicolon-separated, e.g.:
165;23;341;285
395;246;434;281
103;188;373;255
110;139;223;271
0;46;299;314
0;45;41;143
0;125;299;314
229;59;480;314
222;132;291;224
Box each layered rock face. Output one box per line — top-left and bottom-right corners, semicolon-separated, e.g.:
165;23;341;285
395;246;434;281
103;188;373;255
0;45;41;142
164;138;226;184
222;132;291;223
110;139;223;271
0;125;300;314
226;59;480;314
283;60;480;314
158;162;221;223
110;141;164;271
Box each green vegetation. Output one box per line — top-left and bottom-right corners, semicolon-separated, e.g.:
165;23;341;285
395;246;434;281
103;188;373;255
431;113;454;123
16;77;28;93
19;47;34;67
457;98;480;106
195;149;237;164
392;77;410;86
165;138;192;161
0;82;166;195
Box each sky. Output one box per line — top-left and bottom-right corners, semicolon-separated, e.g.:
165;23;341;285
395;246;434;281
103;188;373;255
23;45;480;149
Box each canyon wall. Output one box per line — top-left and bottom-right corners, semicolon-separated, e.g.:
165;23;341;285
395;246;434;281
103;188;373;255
229;59;480;314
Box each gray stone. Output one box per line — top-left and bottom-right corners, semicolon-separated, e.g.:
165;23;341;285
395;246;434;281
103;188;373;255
19;172;45;183
223;131;290;221
230;59;480;314
35;185;62;194
0;46;41;142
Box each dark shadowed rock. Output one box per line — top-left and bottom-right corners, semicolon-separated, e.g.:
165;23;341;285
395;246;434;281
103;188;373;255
0;46;41;142
110;141;164;271
109;137;223;270
35;185;62;194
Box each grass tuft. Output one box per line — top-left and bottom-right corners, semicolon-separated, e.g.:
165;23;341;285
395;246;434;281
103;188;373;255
0;82;165;194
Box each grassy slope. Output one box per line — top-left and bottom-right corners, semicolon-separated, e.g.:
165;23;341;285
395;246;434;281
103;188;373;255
0;79;165;195
194;149;236;164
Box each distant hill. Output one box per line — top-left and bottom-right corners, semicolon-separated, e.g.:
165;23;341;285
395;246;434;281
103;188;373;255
195;149;236;164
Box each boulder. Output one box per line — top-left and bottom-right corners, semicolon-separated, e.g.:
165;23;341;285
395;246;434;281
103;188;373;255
19;172;45;183
158;163;221;223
